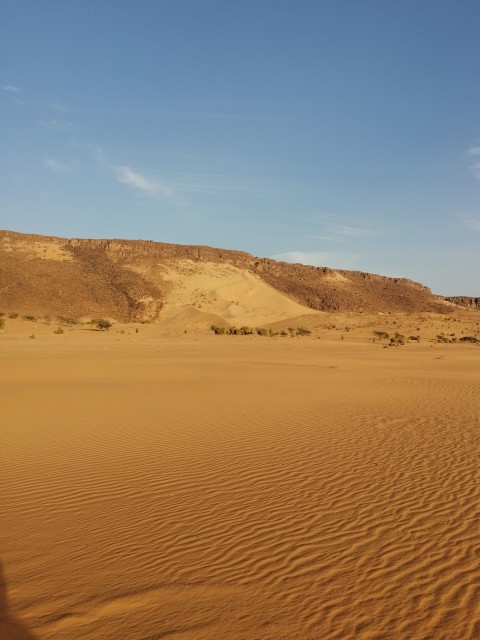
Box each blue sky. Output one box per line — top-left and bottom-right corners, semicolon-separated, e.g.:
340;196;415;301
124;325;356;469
1;0;479;295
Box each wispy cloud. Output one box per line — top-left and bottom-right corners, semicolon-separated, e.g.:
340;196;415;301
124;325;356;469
302;213;381;242
38;119;79;131
43;155;73;174
272;250;360;270
458;214;480;231
466;145;480;181
2;84;22;92
115;165;174;198
48;101;71;112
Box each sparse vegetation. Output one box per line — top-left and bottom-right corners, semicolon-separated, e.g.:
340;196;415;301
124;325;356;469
23;314;37;322
91;318;112;331
459;336;480;344
436;334;450;343
210;325;312;338
58;316;78;326
53;327;64;334
210;324;226;335
0;318;4;329
373;330;389;340
8;312;18;319
296;327;311;336
388;332;405;347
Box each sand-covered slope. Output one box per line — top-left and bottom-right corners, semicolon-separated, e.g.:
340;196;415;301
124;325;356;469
1;333;479;639
0;230;456;325
159;260;318;326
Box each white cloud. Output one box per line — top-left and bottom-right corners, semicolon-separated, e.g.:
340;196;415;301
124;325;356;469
458;214;480;231
115;165;174;198
470;161;480;181
2;84;22;92
328;223;379;238
38;119;79;131
272;251;360;270
466;145;480;181
301;213;380;241
43;156;72;174
48;101;71;112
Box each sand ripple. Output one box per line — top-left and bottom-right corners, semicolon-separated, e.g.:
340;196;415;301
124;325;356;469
1;343;479;639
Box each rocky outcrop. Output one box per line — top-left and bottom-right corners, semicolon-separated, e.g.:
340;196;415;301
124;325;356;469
0;229;464;321
444;296;480;310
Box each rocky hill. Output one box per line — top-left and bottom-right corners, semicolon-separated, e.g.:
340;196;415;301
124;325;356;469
444;296;480;310
0;230;461;322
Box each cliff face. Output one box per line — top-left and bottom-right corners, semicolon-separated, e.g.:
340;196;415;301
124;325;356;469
0;229;459;321
444;297;480;310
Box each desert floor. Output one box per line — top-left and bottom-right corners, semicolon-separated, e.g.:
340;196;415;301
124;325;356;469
1;315;480;639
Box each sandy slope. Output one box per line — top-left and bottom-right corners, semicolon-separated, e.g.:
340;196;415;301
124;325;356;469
159;260;318;326
1;326;480;639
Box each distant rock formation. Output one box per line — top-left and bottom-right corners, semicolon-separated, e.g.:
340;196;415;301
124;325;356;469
444;296;480;310
0;229;462;322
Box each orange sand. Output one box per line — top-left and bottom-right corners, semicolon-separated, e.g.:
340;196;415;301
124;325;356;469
1;323;479;639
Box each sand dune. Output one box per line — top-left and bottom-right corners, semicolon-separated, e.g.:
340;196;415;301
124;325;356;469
1;323;479;639
158;259;319;326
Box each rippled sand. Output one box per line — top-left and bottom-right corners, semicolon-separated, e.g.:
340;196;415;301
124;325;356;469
1;332;479;639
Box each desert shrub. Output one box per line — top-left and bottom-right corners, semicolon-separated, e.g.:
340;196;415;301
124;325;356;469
53;327;64;334
280;330;288;337
459;336;480;344
256;327;269;336
436;334;449;343
373;330;389;340
296;327;311;336
23;314;37;322
91;318;112;331
228;327;241;335
210;324;226;335
240;326;254;335
0;311;4;317
29;334;35;339
8;312;19;319
58;316;78;326
0;318;4;329
408;335;420;342
389;333;405;347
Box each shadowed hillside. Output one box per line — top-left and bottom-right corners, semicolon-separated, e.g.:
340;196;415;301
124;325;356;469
0;230;459;322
